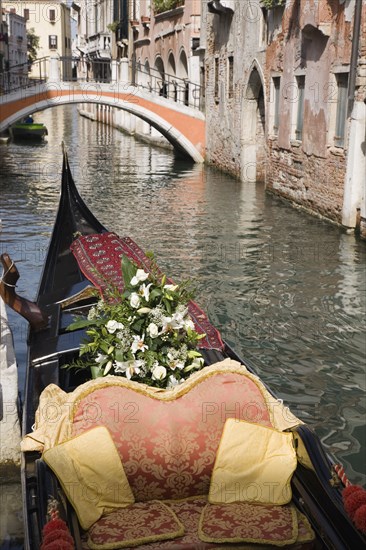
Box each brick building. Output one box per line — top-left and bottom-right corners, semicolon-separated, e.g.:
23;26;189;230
265;0;365;232
203;0;366;235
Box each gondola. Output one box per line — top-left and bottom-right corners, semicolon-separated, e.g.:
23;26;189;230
1;147;365;550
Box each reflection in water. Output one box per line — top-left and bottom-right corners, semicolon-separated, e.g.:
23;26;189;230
0;106;365;534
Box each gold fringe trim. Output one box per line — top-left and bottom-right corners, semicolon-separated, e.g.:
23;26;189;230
66;359;301;431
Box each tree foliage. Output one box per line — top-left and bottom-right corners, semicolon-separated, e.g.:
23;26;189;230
27;28;40;64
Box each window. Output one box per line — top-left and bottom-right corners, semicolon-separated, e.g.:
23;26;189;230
49;9;55;22
295;75;305;141
272;76;280;135
49;35;57;49
228;55;234;99
24;9;29;21
334;73;348;148
214;57;219;102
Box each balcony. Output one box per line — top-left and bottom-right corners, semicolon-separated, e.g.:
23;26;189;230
86;33;111;59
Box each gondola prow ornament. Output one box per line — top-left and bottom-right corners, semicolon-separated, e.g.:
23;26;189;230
0;253;49;331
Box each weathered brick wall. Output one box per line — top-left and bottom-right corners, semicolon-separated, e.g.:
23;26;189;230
268;139;346;223
265;0;363;226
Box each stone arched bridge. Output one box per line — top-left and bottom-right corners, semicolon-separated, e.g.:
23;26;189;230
0;57;206;163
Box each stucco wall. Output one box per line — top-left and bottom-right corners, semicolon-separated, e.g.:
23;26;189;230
204;1;266;180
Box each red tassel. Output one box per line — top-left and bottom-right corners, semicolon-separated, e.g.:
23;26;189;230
343;486;366;522
342;485;363;500
42;518;69;537
354;504;366;534
40;499;75;550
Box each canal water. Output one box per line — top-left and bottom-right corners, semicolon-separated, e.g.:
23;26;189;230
0;105;365;544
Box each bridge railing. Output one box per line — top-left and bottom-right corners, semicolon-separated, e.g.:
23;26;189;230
58;56;203;111
132;61;203;111
0;57;48;95
1;55;204;111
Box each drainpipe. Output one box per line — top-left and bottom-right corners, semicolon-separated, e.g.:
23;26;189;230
342;0;365;231
347;0;362;117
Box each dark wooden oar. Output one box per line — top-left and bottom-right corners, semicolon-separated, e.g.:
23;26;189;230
0;253;48;331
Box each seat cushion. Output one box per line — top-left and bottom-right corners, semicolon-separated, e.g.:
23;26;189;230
209;419;297;505
84;498;316;549
199;501;298;546
87;500;184;549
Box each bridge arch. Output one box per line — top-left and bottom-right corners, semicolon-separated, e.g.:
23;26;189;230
0;84;205;162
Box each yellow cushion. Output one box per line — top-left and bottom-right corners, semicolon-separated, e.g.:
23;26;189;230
43;426;135;529
208;419;297;506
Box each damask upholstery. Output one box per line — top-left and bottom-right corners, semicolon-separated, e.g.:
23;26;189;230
24;360;312;548
87;501;184;549
70;362;277;501
84;498;316;550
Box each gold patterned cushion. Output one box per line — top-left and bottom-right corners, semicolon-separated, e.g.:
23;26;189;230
71;362;278;501
199;501;298;546
43;427;134;530
209;419;297;505
87;500;184;549
84;498;315;549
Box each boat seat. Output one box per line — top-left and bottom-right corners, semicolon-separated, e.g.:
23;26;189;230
25;359;316;548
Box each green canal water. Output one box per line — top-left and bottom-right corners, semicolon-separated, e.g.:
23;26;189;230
0;105;365;545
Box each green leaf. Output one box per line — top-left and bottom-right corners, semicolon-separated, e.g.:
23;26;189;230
121;255;137;287
66;318;97;331
149;288;162;301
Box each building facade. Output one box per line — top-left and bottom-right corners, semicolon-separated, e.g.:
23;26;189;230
202;0;267;182
4;9;27;88
0;1;9;92
265;0;365;231
78;0;202;146
2;0;72;79
203;0;366;234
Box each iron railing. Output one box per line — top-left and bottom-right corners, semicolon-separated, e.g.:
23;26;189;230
131;60;203;111
1;55;203;111
0;57;48;95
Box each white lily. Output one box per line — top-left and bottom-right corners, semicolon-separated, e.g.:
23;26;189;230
114;359;143;379
184;357;204;373
131;334;148;354
130;292;141;309
138;283;152;302
137;307;151;315
164;284;178;292
183;318;195;331
130;269;149;286
167;374;181;388
95;353;108;364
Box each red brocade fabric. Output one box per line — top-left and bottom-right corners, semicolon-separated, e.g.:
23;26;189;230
71;371;273;502
87;500;184;549
70;232;224;350
84;498;315;549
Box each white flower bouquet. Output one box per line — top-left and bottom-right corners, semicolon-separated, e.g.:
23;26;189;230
66;256;205;388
